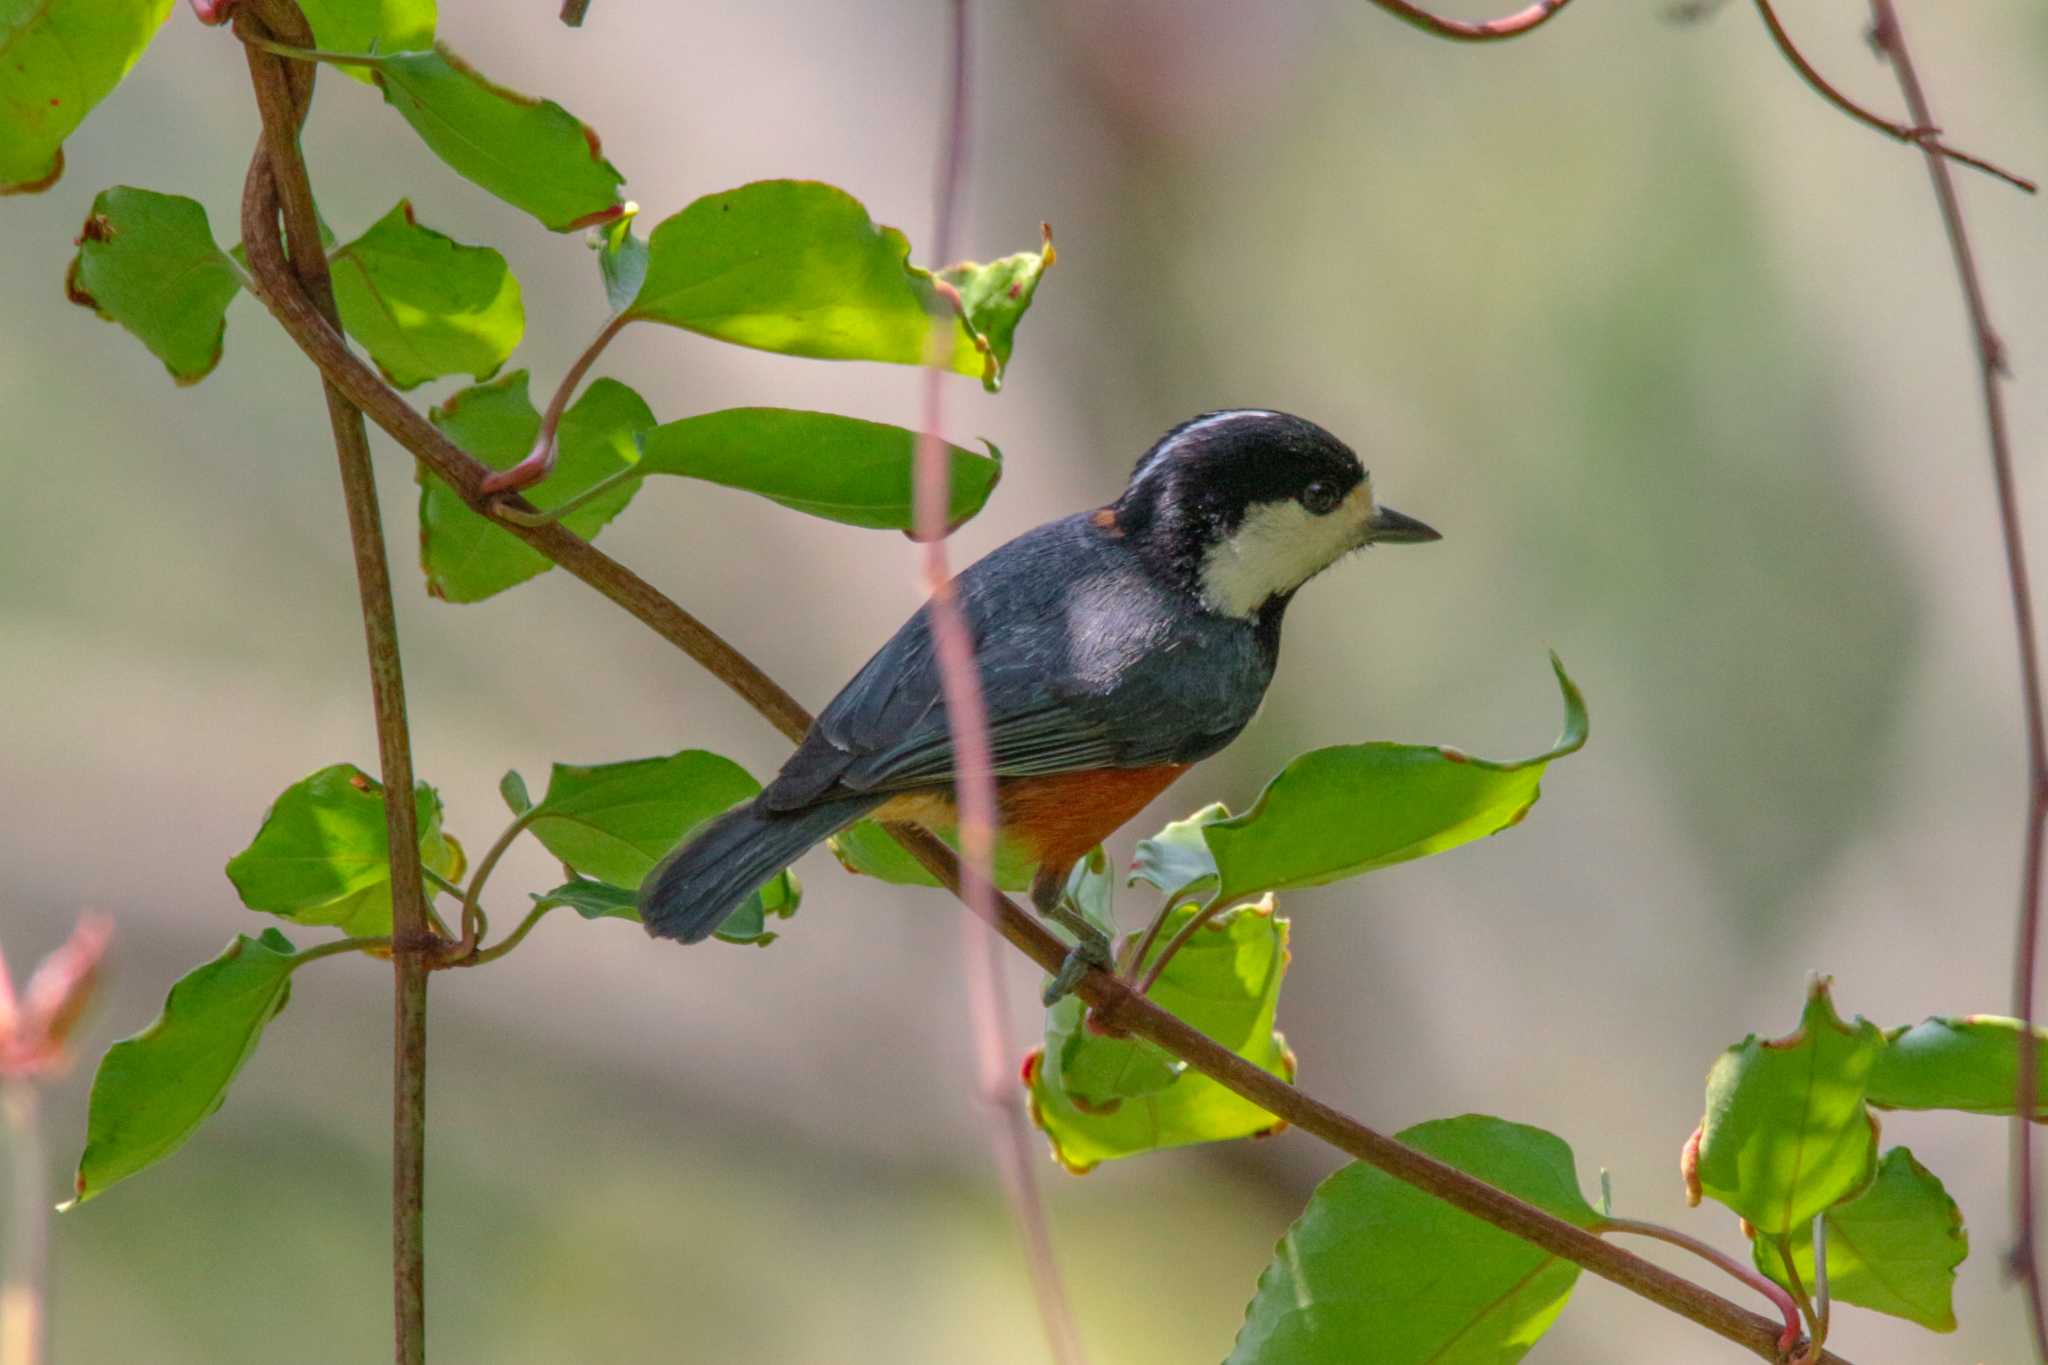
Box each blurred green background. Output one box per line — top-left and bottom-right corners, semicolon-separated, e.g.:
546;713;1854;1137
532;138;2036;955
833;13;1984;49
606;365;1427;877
5;1;2048;1360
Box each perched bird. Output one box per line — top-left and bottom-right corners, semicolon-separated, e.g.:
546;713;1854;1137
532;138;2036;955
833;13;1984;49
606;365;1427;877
638;410;1439;984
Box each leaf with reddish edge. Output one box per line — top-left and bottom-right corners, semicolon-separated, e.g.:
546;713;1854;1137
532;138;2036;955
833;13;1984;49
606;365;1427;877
1025;898;1292;1171
1869;1014;2048;1117
65;187;243;384
1753;1145;1967;1332
1693;977;1883;1235
623;180;1050;391
329;199;523;391
373;45;624;233
1;0;173;194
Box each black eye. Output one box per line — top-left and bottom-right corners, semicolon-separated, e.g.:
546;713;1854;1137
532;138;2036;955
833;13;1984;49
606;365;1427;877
1300;481;1341;515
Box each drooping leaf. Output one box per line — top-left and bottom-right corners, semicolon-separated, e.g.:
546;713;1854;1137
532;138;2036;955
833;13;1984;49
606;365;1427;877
1754;1146;1966;1331
224;764;458;937
1693;978;1883;1235
329;199;522;390
373;46;624;232
624;180;1050;391
421;372;651;602
64;187;242;384
299;0;434;83
67;928;297;1205
531;873;794;947
1137;658;1585;911
1869;1015;2048;1117
1230;1116;1596;1365
0;0;172;194
523;750;797;937
1025;900;1292;1171
635;407;999;531
828;820;1039;893
595;212;648;316
498;769;532;816
1128;802;1229;904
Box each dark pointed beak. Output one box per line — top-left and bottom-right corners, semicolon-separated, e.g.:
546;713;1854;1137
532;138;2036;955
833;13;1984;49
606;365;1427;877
1368;504;1441;544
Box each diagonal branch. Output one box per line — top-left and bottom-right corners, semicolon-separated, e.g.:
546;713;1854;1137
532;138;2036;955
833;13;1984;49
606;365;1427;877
235;183;1851;1363
238;4;432;1360
1861;3;2047;1357
1366;0;1575;42
1751;0;2035;194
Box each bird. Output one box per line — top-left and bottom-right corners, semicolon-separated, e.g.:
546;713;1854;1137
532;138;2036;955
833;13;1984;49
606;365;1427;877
637;409;1439;989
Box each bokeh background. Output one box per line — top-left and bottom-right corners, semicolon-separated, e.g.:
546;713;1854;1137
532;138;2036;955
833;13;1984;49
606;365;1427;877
5;1;2048;1360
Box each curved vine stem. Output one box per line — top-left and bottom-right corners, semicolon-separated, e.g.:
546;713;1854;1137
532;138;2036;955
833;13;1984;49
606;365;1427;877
1852;3;2048;1354
1365;0;1574;42
240;6;434;1359
1600;1217;1804;1355
1750;0;2034;194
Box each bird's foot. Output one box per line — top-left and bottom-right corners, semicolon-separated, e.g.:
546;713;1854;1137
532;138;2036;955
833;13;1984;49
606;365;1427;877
1040;903;1115;1007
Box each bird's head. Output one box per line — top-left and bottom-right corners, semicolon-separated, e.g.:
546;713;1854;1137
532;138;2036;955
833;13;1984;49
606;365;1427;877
1109;409;1439;620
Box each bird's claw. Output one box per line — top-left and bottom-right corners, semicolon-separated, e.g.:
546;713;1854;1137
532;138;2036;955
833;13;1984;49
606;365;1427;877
1040;922;1115;1007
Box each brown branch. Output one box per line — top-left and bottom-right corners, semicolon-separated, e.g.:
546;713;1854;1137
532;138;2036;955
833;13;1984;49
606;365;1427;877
1751;0;2034;194
1367;0;1574;43
1861;2;2047;1355
238;6;431;1360
233;74;1853;1365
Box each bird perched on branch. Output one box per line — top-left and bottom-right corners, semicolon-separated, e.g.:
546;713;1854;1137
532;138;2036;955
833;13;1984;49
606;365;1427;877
638;409;1439;993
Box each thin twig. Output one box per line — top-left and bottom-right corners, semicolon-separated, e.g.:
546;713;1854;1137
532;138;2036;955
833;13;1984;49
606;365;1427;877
240;7;432;1360
914;6;1087;1363
290;936;394;967
1749;0;2035;194
1600;1217;1804;1355
468;904;554;965
1365;0;1574;43
1136;902;1227;996
236;155;1857;1365
477;312;633;497
450;809;540;960
1862;3;2047;1355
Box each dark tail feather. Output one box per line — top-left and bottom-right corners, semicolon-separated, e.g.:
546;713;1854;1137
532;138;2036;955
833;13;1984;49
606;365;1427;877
638;792;885;944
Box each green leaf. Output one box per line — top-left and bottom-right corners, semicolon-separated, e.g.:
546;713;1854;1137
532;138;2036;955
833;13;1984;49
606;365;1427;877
1693;978;1883;1235
1230;1116;1596;1365
64;187;243;384
635;407;999;531
0;0;172;194
1869;1015;2048;1117
533;878;638;920
299;0;434;83
373;46;624;233
828;820;1039;893
532;864;797;947
224;764;458;937
1144;657;1586;911
595;212;648;316
67;928;297;1205
1065;847;1116;940
1026;899;1292;1171
1754;1146;1966;1331
523;750;796;936
421;372;651;602
499;769;532;816
937;228;1054;389
1128;802;1229;903
329;199;523;391
625;180;1051;391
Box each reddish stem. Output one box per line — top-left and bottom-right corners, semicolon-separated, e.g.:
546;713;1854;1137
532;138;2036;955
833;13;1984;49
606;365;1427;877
1366;0;1573;43
1863;1;2047;1355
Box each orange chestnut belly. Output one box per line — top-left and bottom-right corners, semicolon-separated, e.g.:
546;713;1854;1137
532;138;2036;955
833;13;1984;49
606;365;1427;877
871;764;1192;871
